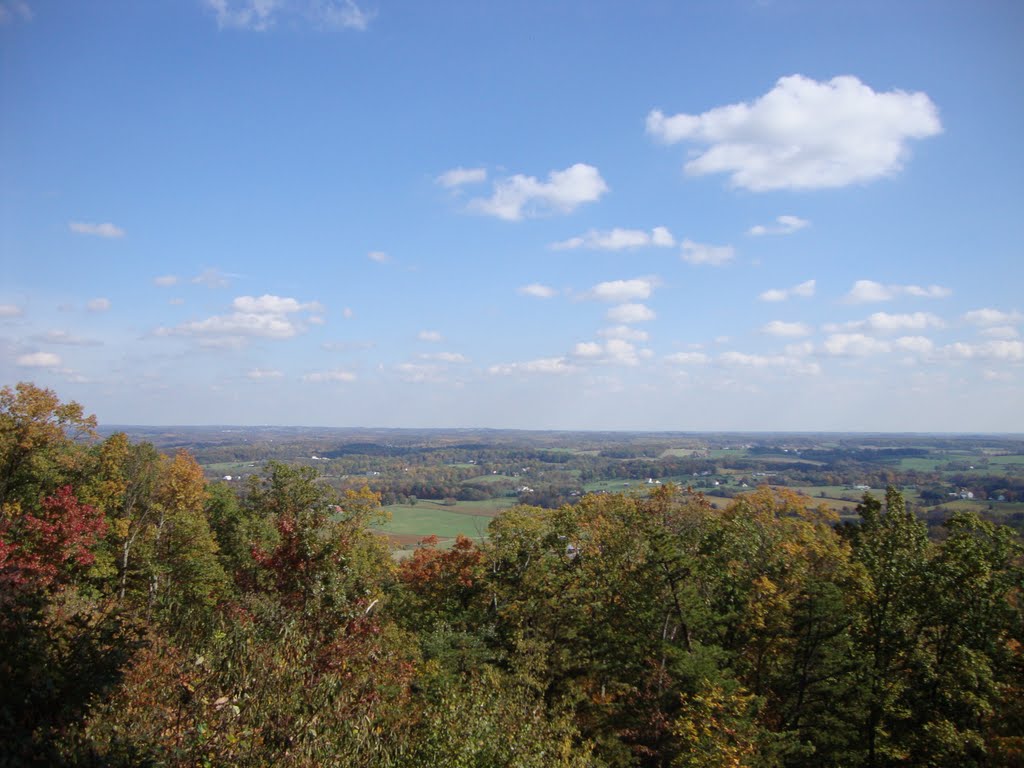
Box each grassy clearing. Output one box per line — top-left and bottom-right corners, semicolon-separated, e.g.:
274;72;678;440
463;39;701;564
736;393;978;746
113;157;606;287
897;457;946;471
583;479;652;493
987;455;1024;466
659;448;698;458
372;504;495;541
707;448;748;458
463;474;517;484
202;461;259;475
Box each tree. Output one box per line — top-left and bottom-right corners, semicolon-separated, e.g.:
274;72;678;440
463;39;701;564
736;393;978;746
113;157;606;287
0;382;96;509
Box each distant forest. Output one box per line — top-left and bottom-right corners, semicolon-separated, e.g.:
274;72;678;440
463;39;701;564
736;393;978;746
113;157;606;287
3;382;1023;767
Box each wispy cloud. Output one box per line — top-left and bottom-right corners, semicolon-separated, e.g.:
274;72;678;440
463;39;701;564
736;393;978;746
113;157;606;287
0;1;32;25
436;167;487;188
718;350;820;375
303;369;357;383
87;298;111;312
586;278;658;303
488;357;577;375
16;351;61;368
748;215;810;236
467;163;608;221
761;320;812;337
665;351;709;365
759;279;816;302
844;280;951;304
247;368;284;379
824;312;944;333
418;330;442;342
205;0;372;31
33;330;102;346
156;294;322;344
680;239;734;266
962;308;1022;326
0;303;24;317
154;275;179;287
647;74;941;190
551;226;674;251
368;251;390;264
192;268;234;288
518;283;557;299
606;303;655;324
69;221;125;239
570;339;650;367
599;326;649;342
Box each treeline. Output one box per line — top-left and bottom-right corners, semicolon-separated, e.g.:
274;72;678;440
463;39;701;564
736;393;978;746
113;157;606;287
2;383;1023;767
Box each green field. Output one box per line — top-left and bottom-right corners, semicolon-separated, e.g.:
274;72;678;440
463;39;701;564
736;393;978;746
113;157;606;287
896;457;946;471
463;473;517;484
202;461;260;475
372;498;513;544
987;454;1024;466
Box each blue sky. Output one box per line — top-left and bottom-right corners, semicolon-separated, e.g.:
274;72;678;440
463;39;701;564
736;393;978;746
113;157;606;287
1;0;1022;431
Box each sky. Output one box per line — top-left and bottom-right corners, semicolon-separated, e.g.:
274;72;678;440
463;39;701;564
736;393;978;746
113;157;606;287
1;0;1023;431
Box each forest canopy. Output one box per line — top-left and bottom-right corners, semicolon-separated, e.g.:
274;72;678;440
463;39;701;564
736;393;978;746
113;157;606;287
1;382;1022;767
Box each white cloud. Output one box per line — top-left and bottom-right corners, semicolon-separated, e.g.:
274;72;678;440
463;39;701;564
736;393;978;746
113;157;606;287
158;294;321;342
980;326;1019;340
34;330;101;346
844;279;951;303
646;74;941;191
963;308;1022;326
69;221;125;238
551;226;674;251
0;303;23;317
247;368;283;379
893;336;934;355
421;352;469;363
342;307;354;319
606;303;656;324
488;357;577;376
87;298;111;312
192;268;233;288
680;239;734;266
938;340;1024;362
569;339;645;366
0;2;32;24
232;294;323;314
573;342;604;358
395;363;447;383
172;313;300;339
368;251;390;264
665;351;709;365
303;369;357;383
718;350;820;376
748;215;810;236
518;283;557;299
759;279;815;302
599;325;649;342
762;320;812;337
784;341;814;357
825;311;945;333
16;351;61;368
205;0;371;31
418;330;442;342
154;275;179;287
587;278;657;303
436;167;487;188
468;163;608;221
823;333;891;356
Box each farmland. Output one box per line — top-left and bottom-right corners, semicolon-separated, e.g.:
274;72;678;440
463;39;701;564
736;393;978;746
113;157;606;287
98;426;1024;543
